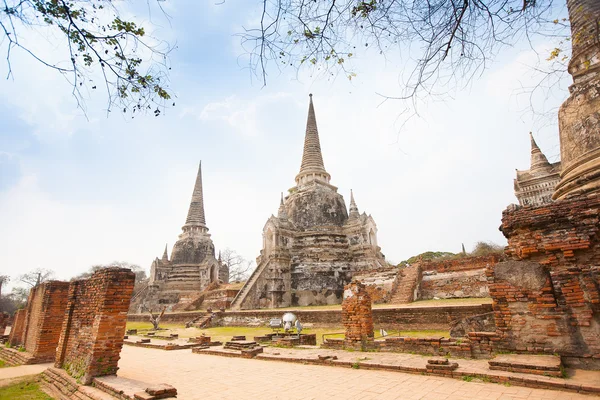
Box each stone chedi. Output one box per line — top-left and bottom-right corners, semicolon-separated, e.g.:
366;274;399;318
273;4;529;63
553;0;600;200
514;133;561;207
230;95;386;310
140;163;228;311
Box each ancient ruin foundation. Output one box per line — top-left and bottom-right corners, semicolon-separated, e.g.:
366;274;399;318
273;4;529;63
55;267;135;384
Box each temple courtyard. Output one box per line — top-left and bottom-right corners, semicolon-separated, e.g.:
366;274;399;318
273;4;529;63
97;347;600;399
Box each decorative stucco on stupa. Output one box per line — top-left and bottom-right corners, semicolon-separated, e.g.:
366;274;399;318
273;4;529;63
132;163;228;312
514;133;561;207
230;95;387;310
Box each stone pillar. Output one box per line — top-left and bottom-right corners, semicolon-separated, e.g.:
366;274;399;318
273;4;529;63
342;281;374;351
55;267;135;385
553;0;600;199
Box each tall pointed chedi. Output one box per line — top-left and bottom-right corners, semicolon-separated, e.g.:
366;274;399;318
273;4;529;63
133;161;229;313
514;133;561;207
230;95;386;310
184;161;207;230
295;94;331;185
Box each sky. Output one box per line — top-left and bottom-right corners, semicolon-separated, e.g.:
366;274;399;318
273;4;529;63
0;1;570;290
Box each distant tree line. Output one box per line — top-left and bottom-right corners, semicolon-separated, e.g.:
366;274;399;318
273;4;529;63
397;241;504;267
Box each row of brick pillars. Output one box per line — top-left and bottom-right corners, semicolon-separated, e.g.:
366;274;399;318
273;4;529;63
5;268;135;383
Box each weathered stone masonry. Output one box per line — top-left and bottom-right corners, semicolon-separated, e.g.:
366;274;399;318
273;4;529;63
55;268;135;384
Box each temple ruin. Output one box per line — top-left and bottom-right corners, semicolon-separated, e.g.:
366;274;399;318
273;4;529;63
230;95;387;310
514;133;561;207
133;162;229;312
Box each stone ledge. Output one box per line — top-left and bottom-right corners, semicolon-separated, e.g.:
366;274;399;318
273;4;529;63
0;347;39;366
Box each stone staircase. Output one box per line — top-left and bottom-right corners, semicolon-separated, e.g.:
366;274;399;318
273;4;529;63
171;291;204;312
389;264;422;304
229;260;269;310
186;312;214;329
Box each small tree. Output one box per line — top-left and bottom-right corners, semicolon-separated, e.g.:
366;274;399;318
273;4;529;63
148;307;166;330
19;268;55;288
0;275;9;298
220;248;254;282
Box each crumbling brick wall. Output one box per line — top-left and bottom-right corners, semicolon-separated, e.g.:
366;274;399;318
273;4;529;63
6;282;69;362
496;195;600;366
342;281;374;350
0;312;9;335
420;255;500;273
55;268;135;384
420;269;489;299
8;309;26;347
23;282;70;361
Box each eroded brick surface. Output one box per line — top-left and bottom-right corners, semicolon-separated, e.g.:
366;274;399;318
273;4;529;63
55;267;135;384
5;281;69;363
494;195;600;364
342;281;374;350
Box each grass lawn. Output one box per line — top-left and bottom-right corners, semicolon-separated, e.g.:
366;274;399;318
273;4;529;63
0;379;53;400
125;322;449;345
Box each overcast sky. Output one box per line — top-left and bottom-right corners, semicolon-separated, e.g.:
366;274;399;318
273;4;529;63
0;1;569;289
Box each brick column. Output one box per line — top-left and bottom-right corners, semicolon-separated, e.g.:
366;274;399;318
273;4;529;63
342;281;374;351
6;281;70;362
8;309;26;347
55;267;135;385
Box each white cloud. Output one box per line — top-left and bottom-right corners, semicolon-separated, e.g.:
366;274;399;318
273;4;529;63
198;92;292;137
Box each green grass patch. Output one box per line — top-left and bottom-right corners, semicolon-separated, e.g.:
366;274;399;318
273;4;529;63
125;322;448;345
380;329;449;338
0;379;53;399
0;360;6;368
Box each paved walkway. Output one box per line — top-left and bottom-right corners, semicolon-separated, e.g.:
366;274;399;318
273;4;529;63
117;346;598;400
0;362;52;383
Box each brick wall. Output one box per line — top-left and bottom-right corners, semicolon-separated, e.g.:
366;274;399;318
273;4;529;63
420;269;489;299
55;268;135;384
420;255;500;273
0;312;9;335
342;282;374;350
8;309;26;347
128;304;492;330
496;195;600;365
22;282;70;362
5;282;69;362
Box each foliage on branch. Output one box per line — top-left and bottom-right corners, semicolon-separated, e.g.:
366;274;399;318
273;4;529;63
240;0;568;98
1;0;173;115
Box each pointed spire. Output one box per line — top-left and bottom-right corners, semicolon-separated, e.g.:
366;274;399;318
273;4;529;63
278;192;288;219
218;250;222;262
461;243;466;256
349;189;360;219
183;161;208;232
529;132;552;172
295;94;331;185
162;244;169;262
